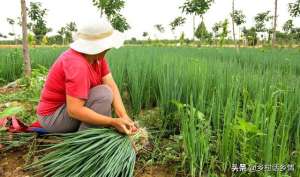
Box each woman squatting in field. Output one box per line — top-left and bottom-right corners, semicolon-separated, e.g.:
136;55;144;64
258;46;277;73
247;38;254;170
36;17;137;135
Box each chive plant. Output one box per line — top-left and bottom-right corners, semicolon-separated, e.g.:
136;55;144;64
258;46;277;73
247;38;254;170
28;128;136;177
1;47;299;176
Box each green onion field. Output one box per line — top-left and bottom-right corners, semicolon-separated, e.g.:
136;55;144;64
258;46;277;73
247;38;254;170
0;46;299;176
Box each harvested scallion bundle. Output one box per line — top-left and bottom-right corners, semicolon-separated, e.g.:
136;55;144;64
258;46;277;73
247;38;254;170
28;128;139;177
0;131;35;151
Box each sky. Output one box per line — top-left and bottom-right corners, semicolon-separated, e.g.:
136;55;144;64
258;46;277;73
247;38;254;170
0;0;299;40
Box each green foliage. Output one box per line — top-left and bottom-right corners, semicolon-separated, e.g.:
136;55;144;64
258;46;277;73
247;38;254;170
232;118;264;164
0;65;48;104
6;18;16;39
220;19;229;46
179;32;185;45
195;20;212;42
288;0;300;17
18;66;48;103
231;10;246;26
28;2;50;44
93;0;124;18
142;32;148;38
6;18;15;25
110;13;130;32
174;100;210;177
154;24;165;33
27;128;136;177
52;22;77;45
254;11;272;32
170;16;186;31
242;27;258;46
64;22;77;43
41;36;48;45
212;22;222;38
28;33;36;45
92;0;130;32
0;33;7;39
0;106;23;118
212;20;229;46
181;0;214;16
283;19;294;34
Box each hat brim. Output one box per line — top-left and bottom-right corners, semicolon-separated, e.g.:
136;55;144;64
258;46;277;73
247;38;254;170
70;30;125;55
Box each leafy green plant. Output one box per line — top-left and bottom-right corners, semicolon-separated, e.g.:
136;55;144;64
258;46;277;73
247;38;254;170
0;106;23;118
232;118;265;164
174;100;210;177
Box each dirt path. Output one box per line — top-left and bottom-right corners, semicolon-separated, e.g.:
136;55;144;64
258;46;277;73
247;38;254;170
0;149;33;177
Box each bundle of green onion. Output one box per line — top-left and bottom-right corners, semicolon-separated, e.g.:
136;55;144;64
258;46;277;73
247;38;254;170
0;131;35;151
29;128;137;177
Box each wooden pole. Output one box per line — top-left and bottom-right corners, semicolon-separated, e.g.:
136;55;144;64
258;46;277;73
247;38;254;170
21;0;31;76
272;0;278;47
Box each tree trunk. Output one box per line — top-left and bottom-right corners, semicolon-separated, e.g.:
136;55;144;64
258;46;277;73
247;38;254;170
272;0;278;47
232;0;238;52
192;15;195;41
21;0;31;76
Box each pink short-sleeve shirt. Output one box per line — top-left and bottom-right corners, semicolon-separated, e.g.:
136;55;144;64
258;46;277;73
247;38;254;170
36;49;110;116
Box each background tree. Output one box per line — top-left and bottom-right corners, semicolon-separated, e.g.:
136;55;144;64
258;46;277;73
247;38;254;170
65;22;77;43
242;27;258;46
154;24;165;39
6;18;16;43
57;27;66;45
254;11;272;43
41;35;48;45
195;20;212;43
212;22;222;46
28;2;51;44
0;33;7;39
21;0;31;76
170;16;186;39
180;0;214;40
56;22;77;45
179;32;185;45
231;9;246;50
92;0;130;32
283;19;294;44
142;32;149;40
212;20;229;47
283;19;294;34
272;0;278;47
220;19;229;47
27;33;36;45
110;13;130;32
288;0;300;17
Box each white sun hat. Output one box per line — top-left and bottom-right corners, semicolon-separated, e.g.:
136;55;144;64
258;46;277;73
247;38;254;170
70;17;125;55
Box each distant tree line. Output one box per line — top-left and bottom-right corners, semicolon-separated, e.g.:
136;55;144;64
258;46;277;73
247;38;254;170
1;0;300;47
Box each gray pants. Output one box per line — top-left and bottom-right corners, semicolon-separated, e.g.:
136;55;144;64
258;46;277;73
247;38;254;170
38;85;113;133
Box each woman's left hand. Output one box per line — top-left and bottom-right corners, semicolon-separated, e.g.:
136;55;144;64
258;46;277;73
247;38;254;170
121;115;138;133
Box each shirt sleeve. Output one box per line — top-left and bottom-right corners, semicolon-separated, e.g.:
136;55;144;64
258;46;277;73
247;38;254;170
101;58;111;77
64;60;90;100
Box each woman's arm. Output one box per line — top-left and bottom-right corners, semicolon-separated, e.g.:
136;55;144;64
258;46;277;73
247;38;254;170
102;73;129;119
66;95;133;134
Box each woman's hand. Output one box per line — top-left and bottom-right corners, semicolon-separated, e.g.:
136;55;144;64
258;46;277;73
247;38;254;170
111;118;135;135
121;115;138;133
